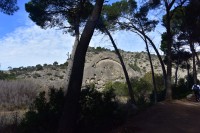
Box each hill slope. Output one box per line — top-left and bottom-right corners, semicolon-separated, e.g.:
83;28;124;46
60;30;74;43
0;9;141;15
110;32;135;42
13;48;192;90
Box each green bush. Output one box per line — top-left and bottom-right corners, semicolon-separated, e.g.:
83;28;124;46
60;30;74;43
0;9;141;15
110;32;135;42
79;87;120;132
172;78;192;99
19;87;124;133
129;63;141;72
19;87;64;133
0;71;16;80
150;89;166;102
130;78;152;106
105;82;129;96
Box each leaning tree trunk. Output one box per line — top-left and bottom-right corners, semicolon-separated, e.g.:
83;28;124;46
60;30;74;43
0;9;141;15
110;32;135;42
57;0;104;133
144;37;157;104
64;0;85;94
117;22;167;93
104;27;136;104
140;32;167;91
64;30;79;94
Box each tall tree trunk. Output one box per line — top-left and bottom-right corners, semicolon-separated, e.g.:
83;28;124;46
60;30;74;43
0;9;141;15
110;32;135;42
64;31;79;94
104;27;136;104
144;38;157;104
190;42;197;84
164;0;186;100
64;0;86;94
57;0;104;132
165;1;173;101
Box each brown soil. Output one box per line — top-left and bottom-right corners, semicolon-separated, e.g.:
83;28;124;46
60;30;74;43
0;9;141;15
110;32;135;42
110;99;200;133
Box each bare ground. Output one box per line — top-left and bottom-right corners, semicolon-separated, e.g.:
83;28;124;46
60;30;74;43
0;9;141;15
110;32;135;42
110;99;200;133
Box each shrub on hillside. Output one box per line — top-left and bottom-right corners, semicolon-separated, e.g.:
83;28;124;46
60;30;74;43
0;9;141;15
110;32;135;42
129;63;141;72
36;64;43;71
105;82;129;96
53;61;58;66
0;71;16;80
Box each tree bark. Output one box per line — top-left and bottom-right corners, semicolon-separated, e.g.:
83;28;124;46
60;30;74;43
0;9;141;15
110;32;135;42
64;32;79;95
186;62;190;89
137;32;158;103
64;0;86;94
174;63;179;86
139;32;167;91
57;0;104;132
165;1;173;101
104;27;136;104
190;42;197;84
195;51;200;66
144;38;157;104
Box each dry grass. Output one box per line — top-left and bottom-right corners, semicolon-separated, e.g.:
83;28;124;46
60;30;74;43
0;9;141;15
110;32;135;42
0;80;39;111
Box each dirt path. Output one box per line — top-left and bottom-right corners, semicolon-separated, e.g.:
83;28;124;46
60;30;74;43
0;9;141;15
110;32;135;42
111;100;200;133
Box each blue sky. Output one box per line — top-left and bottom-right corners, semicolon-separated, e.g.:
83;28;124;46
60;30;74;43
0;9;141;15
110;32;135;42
0;0;164;70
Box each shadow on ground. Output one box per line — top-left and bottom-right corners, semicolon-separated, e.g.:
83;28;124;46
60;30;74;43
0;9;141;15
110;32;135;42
110;99;200;133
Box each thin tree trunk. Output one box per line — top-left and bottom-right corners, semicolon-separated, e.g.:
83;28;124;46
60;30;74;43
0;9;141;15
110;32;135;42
174;63;179;86
187;62;190;89
118;22;167;93
144;38;157;104
137;32;158;103
190;42;197;84
104;27;136;104
195;49;200;66
140;32;167;91
57;0;104;132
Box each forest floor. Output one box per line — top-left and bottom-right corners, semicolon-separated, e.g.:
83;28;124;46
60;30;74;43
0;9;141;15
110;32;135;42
110;97;200;133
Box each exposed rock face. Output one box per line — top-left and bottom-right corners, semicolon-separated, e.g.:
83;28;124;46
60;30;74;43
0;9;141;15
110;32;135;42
83;52;139;90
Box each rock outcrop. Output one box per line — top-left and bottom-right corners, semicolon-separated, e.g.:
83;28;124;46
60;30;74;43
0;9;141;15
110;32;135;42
83;52;140;90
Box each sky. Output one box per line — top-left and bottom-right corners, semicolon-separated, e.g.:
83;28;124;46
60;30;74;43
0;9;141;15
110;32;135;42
0;0;165;70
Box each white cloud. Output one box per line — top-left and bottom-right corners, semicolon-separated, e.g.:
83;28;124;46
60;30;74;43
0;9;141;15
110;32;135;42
90;30;147;52
0;24;74;70
0;20;164;70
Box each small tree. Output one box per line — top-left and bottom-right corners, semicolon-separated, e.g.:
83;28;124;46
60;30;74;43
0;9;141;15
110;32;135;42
53;61;58;66
36;64;43;71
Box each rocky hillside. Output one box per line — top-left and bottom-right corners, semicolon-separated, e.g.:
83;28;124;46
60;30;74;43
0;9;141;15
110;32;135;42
12;47;192;90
